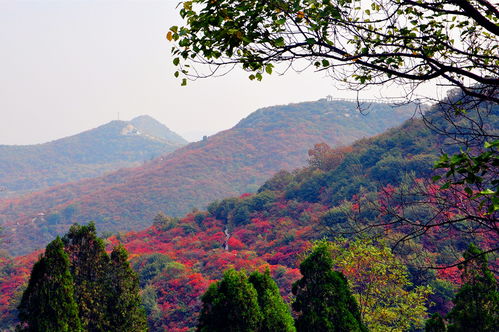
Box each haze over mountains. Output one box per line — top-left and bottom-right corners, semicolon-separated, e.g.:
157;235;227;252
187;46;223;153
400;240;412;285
0;99;417;255
0;115;187;198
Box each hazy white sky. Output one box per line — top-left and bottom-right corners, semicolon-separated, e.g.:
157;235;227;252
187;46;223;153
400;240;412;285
0;0;445;144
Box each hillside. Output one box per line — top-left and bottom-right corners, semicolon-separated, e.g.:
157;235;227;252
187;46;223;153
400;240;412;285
0;99;415;255
2;101;495;331
0;116;187;198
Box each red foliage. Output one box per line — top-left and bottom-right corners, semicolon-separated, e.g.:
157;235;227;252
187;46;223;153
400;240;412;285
1;170;491;330
227;237;246;250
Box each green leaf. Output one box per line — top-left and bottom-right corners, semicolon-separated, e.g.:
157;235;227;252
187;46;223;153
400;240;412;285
479;189;495;195
440;182;450;190
265;64;273;75
484;140;499;149
431;175;441;182
276;18;286;25
306;38;316;45
274;37;285;47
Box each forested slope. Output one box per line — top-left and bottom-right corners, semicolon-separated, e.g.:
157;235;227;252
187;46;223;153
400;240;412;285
2;101;496;331
0;99;413;255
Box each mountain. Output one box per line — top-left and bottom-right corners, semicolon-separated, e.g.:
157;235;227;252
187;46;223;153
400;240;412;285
130;115;187;144
0;116;187;198
0;99;417;255
3;102;495;331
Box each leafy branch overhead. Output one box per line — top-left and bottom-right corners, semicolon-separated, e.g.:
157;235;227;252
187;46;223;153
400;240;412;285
168;0;498;102
435;139;499;213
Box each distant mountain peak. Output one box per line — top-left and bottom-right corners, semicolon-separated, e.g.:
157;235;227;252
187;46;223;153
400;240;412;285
0;116;188;199
131;114;157;122
130;115;187;145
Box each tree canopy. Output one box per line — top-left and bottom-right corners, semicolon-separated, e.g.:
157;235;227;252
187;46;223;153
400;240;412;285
18;223;147;332
169;0;498;104
446;244;499;331
62;222;110;330
18;237;81;332
107;245;148;331
329;238;432;331
248;269;296;332
292;241;367;332
197;269;263;332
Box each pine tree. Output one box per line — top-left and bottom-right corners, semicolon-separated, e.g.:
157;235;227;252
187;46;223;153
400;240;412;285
107;245;148;331
62;222;110;331
446;244;498;332
197;269;262;332
248;269;295;332
292;241;367;332
18;237;81;332
18;223;147;331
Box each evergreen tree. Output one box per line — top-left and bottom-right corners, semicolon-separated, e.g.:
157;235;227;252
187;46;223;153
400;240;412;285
248;269;295;332
107;245;148;331
446;244;498;332
425;313;446;332
18;223;147;331
292;241;367;332
197;269;262;332
18;237;81;332
62;222;110;331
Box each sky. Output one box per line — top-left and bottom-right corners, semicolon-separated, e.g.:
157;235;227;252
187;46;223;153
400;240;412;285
0;0;446;145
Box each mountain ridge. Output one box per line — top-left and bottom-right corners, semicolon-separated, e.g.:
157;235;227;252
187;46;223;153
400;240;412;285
0;116;186;198
0;99;417;255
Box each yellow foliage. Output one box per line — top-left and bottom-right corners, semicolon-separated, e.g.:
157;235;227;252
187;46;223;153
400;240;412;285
327;238;432;332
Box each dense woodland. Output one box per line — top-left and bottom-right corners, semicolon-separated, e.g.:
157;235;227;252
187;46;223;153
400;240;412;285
1;0;498;330
0;100;414;255
0;96;497;331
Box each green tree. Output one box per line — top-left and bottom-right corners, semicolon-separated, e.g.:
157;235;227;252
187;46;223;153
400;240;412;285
446;244;499;332
62;222;110;331
197;269;262;332
107;245;148;331
292;241;367;332
329;238;432;332
425;313;447;332
140;285;162;331
18;223;147;331
18;237;81;332
248;269;295;332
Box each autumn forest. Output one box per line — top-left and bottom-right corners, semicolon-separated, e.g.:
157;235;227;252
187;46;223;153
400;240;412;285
0;0;498;331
